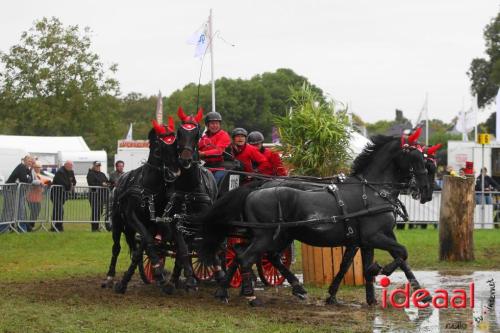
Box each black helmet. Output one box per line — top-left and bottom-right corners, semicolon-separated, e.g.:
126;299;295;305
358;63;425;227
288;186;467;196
248;131;264;144
231;127;248;138
204;111;222;124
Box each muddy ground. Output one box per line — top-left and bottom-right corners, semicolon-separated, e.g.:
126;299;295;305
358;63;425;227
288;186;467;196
0;275;376;332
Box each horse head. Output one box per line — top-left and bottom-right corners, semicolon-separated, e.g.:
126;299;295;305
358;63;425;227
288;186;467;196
398;128;433;203
176;106;203;169
149;116;181;182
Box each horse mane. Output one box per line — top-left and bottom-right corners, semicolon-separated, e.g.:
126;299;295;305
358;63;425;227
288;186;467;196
350;135;396;175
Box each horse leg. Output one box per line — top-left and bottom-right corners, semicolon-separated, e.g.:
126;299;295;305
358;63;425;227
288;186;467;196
114;243;142;294
128;210;172;293
102;221;122;288
325;246;358;305
265;251;307;300
170;255;183;288
369;232;431;302
213;260;238;302
238;234;274;307
360;247;377;305
173;227;197;291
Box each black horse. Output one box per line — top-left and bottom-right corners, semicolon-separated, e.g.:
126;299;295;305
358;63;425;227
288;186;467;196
164;107;221;290
102;118;181;294
253;140;442;303
198;134;432;306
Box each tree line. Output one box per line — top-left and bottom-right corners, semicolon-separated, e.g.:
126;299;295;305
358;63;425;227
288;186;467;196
0;15;498;160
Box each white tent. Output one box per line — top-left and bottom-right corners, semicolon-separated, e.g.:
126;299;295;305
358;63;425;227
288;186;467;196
0;135;90;165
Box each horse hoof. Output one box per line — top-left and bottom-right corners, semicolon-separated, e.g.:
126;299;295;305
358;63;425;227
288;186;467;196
114;281;127;294
101;277;114;289
292;285;308;300
184;277;198;292
326;296;339;305
161;282;175;295
248;297;264;307
214;287;229;301
367;298;378;306
366;262;382;277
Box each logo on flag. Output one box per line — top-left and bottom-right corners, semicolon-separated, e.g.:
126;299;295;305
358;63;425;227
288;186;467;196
188;21;210;58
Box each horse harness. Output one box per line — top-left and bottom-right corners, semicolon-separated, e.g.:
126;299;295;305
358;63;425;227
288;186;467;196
225;176;410;240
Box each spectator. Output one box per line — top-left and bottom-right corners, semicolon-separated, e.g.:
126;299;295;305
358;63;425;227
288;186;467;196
475;167;499;204
26;160;51;231
109;160;125;188
50;160;76;232
8;155;34;232
86;161;109;232
247;131;288;176
458;168;466;177
446;166;458;177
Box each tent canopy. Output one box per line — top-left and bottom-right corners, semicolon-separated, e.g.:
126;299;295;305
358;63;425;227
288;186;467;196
0;135;90;154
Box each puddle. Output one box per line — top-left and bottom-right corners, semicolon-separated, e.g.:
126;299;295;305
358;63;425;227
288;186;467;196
372;271;499;332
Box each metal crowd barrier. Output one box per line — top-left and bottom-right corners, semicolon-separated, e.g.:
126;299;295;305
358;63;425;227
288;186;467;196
0;183;111;233
397;191;500;229
1;184;499;233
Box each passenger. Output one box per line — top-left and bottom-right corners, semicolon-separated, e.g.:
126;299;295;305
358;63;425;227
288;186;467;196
247;131;287;176
198;111;231;184
228;128;273;177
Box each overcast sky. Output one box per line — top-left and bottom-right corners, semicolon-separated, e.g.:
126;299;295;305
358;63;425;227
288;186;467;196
1;0;498;124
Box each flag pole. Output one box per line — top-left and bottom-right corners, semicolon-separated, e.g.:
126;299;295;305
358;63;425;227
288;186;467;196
425;92;429;146
209;9;216;112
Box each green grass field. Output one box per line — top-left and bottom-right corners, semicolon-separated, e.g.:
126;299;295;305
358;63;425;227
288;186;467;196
0;228;498;332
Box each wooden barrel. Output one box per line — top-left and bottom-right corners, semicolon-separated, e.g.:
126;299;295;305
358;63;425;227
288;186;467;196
301;244;364;286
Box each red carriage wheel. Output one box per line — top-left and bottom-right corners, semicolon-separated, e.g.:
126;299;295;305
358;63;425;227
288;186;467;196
138;254;165;284
192;256;215;281
257;245;293;286
225;237;243;288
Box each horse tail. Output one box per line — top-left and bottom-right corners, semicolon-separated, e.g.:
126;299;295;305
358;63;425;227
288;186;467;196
197;184;257;265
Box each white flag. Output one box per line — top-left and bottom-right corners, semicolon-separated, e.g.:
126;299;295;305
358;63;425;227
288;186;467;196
188;21;210;58
125;123;133;141
455;108;477;134
156;91;163;124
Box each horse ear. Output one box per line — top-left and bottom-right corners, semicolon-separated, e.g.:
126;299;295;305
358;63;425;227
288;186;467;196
408;127;422;144
195;108;204;123
427;143;442;156
151;119;166;135
177;106;188;122
167;116;175;133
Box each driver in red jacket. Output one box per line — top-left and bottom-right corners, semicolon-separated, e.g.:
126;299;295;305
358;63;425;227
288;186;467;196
229;128;273;176
198;111;231;183
247;131;287;176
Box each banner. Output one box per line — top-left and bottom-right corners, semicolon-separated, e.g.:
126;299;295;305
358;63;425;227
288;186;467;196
188;21;210;58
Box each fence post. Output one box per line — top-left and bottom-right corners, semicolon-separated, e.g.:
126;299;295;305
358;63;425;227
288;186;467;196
439;175;475;261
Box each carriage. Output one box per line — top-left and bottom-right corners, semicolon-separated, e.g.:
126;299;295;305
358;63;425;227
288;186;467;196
137;170;294;289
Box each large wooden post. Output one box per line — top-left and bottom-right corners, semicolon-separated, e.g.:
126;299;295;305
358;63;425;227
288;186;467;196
301;244;364;286
439;175;475;261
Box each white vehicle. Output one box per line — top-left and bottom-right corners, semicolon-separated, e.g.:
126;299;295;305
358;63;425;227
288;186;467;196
114;140;149;172
447;140;500;177
56;150;108;186
0;148;28;184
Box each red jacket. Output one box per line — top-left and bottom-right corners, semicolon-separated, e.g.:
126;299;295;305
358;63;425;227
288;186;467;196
232;144;273;175
198;130;231;167
262;148;287;176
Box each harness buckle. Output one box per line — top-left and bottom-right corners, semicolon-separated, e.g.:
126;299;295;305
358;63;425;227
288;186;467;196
380;190;388;198
330;216;337;223
362;194;368;200
338;200;345;207
327;184;337;192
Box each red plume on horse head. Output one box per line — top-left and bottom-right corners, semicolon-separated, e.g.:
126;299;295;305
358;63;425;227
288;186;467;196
177;106;204;124
408;127;422;144
151;119;167;136
167;116;175;133
426;143;442;156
